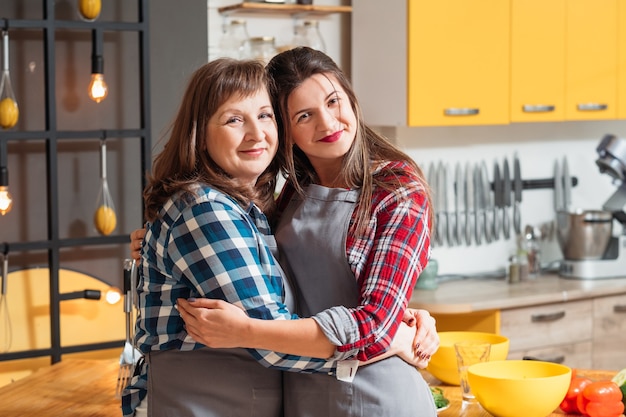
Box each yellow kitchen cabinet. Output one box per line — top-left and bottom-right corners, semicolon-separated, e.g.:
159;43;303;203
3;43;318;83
618;1;626;118
565;0;618;121
352;0;509;127
510;0;565;122
407;0;510;126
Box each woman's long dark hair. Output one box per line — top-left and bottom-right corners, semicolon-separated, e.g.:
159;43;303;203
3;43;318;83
266;47;433;233
143;58;279;222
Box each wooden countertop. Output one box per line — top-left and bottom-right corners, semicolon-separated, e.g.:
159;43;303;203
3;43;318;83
411;273;626;314
0;359;120;417
0;358;619;416
423;368;618;416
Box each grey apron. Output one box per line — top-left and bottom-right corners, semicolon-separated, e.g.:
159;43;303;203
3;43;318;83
276;184;437;417
146;229;287;417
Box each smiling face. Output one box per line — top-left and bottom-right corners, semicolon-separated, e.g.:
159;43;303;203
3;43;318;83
206;88;278;186
286;73;357;182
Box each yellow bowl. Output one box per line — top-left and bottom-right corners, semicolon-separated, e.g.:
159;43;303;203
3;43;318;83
426;331;509;385
468;360;571;417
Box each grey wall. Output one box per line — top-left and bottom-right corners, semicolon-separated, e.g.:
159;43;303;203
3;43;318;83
0;0;208;290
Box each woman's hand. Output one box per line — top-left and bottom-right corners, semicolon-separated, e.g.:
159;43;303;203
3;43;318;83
397;308;439;368
129;227;146;261
177;298;250;348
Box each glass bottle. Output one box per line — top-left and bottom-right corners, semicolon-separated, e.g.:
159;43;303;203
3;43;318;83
292;20;326;52
249;36;277;64
218;20;251;59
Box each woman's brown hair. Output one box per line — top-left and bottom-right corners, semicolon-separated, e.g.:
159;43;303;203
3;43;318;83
143;58;279;221
266;47;433;233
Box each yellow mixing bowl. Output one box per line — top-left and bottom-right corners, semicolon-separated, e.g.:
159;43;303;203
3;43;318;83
468;360;571;417
426;331;509;385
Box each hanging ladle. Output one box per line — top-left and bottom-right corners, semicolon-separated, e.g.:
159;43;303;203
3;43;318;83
0;245;11;353
93;138;117;235
0;29;19;130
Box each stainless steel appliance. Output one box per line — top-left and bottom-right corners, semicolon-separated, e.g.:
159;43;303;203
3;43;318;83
559;134;626;279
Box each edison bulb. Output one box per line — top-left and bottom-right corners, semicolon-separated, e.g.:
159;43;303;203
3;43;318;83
105;287;122;305
0;186;13;215
88;73;108;103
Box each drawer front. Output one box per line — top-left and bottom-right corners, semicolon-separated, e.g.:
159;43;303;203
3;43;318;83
507;341;592;369
500;299;593;351
593;294;626;370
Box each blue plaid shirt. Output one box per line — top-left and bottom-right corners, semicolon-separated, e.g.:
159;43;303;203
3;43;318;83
122;184;353;416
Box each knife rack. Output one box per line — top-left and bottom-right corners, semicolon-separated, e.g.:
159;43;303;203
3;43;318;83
493;176;578;191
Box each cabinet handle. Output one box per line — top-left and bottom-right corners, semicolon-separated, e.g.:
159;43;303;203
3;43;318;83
577;103;608;112
523;355;565;364
444;108;480;116
613;304;626;313
531;311;565;322
522;104;555;113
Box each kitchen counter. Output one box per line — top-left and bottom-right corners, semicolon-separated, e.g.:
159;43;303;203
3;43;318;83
0;357;619;416
422;368;618;416
0;359;120;417
411;273;626;314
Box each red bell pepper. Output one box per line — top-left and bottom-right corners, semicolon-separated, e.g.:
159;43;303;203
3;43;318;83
576;380;625;417
560;376;592;414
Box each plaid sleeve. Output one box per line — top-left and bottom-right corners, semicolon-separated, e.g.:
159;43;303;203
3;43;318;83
340;172;431;360
169;195;338;374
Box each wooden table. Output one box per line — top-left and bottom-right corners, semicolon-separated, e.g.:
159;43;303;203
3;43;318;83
424;369;619;416
0;359;120;417
0;359;618;417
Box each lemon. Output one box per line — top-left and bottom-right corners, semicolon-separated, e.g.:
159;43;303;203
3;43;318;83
611;367;626;407
78;0;101;20
0;97;19;129
94;205;117;235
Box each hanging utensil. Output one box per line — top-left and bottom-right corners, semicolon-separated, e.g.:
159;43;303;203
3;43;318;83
0;246;11;353
513;153;523;235
436;161;447;246
502;158;512;239
0;30;19;130
473;164;483;245
493;160;502;240
93;139;117;235
480;161;493;243
562;156;572;211
454;162;465;245
445;163;456;246
554;159;563;212
464;162;474;246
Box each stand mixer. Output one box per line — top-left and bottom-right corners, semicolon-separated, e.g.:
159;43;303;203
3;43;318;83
559;134;626;279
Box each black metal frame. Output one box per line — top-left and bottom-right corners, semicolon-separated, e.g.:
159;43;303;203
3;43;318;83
0;0;151;364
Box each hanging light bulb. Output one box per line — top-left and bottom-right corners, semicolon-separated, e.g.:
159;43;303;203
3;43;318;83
88;29;108;103
0;166;13;215
0;30;19;129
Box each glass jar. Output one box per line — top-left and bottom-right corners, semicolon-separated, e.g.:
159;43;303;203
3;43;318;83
249;36;277;64
292;20;326;52
218;20;251;59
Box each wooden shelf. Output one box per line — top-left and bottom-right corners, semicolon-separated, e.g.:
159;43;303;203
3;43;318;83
218;2;352;17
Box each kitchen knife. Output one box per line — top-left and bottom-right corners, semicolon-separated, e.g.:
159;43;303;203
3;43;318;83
493;161;502;240
473;164;483;245
427;163;440;246
513;154;522;235
502;158;512;239
454;162;464;246
445;163;456;246
436;161;447;246
562;156;572;211
464;162;474;246
554;159;563;212
480;161;493;243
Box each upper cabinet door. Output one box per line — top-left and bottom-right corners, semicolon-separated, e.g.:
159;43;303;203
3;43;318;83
510;0;565;122
618;1;626;118
566;0;618;120
407;0;510;126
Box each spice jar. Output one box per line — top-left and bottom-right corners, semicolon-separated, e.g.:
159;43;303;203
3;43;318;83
249;36;277;64
218;20;251;59
292;20;326;52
